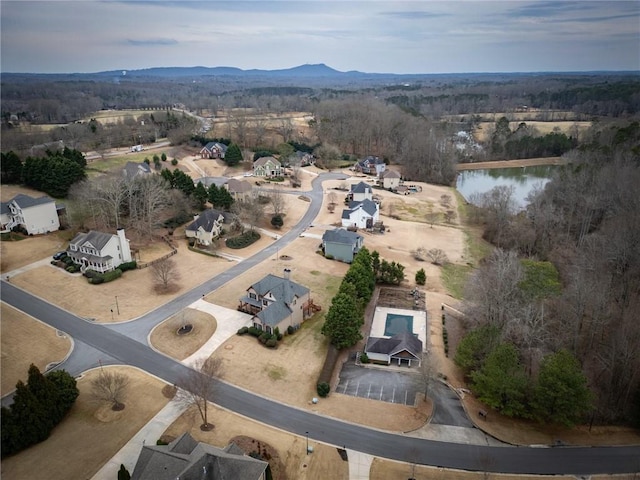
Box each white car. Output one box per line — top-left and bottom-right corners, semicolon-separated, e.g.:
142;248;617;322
243;172;253;177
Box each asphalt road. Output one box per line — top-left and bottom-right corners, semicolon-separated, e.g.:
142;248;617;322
2;172;639;475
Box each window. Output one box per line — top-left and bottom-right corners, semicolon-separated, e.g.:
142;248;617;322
263;299;269;306
249;293;256;300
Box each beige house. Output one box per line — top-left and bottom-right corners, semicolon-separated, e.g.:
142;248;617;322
238;269;316;334
185;209;225;246
0;194;60;235
225;178;253;202
380;169;402;190
253;156;282;177
66;228;132;273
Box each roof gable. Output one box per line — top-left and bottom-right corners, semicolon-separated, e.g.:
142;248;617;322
11;194;55;209
69;230;114;251
186;209;224;232
253;156;281;167
322;228;363;245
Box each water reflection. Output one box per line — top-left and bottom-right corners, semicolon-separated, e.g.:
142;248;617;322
456;165;561;209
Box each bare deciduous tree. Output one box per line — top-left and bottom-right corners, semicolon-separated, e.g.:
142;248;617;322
427;248;449;266
327;191;337;213
91;366;129;410
444;210;456;224
412;247;428;261
151;257;180;292
233;197;264;232
270;186;286;217
425;211;439;228
415;351;438;400
177;357;223;431
440;194;452;208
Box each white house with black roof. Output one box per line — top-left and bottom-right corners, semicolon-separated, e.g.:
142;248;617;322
365;331;422;367
341;198;379;230
0;194;60;235
66;228;132;273
131;432;268;480
238;269;314;334
185;209;225;246
348;181;373;202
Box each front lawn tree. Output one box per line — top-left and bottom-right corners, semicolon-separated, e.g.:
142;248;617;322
91;366;130;411
151;257;180;292
532;349;592;426
177;357;223;431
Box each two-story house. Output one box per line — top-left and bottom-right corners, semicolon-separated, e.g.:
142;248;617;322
224;178;253;202
322;228;364;263
347;181;373;202
253;156;282;177
379;169;402;190
341;199;379;230
200;142;228;159
66;228;132;273
238;269;313;334
353;156;386;176
185;209;225;246
0;194;60;235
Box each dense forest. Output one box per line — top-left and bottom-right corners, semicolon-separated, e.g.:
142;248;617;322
2;71;639;427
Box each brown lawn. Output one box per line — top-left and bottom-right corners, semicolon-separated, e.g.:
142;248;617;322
0;304;72;395
0;367;169;480
150;308;217;361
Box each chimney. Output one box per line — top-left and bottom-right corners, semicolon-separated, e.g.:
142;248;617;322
283;268;291;280
117;228;132;263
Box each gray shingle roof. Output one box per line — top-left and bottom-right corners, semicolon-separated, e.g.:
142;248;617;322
253;156;280;167
10;194;55;208
203;141;228;152
123;161;152;177
68;230;114;251
350;181;371;194
247;273;309;327
345;199;378;217
186;209;224;232
366;331;422;359
131;433;267;480
226;178;252;193
381;169;401;178
322;228;363;246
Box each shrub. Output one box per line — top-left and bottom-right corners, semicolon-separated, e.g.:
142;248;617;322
259;332;270;343
325;254;334;260
237;326;249;335
226;231;260;249
156;439;168;445
415;268;426;286
277;333;283;341
119;261;137;272
265;338;277;348
360;352;369;363
287;325;295;335
103;268;123;283
83;269;99;278
317;382;330;397
248;326;261;337
271;214;283;229
171;158;178;165
89;276;104;284
66;265;78;273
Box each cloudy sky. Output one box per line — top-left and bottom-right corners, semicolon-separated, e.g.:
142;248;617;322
1;1;638;74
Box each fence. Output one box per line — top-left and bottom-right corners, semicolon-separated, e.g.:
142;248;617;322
136;235;178;269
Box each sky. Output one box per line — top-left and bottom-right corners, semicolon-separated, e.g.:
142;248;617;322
1;0;639;74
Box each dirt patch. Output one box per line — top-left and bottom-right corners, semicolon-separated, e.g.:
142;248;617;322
230;435;286;480
0;367;169;480
0;304;72;396
150;308;217;361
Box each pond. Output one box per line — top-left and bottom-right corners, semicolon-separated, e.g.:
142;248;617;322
456;165;561;209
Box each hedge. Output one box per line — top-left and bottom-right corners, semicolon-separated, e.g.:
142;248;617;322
226;231;260;249
88;268;123;284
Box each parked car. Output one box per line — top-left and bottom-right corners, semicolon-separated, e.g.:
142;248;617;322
53;251;66;260
243;172;253;177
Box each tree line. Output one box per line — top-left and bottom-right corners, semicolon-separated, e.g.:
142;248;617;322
460;123;640;425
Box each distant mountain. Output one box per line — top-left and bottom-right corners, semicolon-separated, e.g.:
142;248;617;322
97;63;358;78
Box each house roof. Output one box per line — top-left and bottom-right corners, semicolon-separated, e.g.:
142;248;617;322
366;331;422;359
381;169;401;179
123;161;152;177
202;141;228;152
322;228;363;246
246;273;310;327
0;202;10;215
253;156;280;167
345;198;378;217
196;176;228;188
10;194;55;209
358;156;383;167
350;181;372;194
131;432;267;480
186;209;224;232
226;178;252;193
68;230;114;251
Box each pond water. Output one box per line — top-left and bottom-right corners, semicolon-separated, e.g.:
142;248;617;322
456;165;561;209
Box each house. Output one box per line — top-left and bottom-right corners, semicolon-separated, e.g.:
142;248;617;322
322;228;364;263
365;331;422;367
238;269;314;334
253;156;282;177
295;150;315;166
131;432;268;480
66;228;132;273
0;194;60;235
200;142;228;159
354;156;386;176
341;199;379;230
123;161;152;178
348;181;373;202
185;209;225;246
224;178;253;202
379;169;402;190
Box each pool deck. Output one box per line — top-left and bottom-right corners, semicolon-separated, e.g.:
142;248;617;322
371;306;427;347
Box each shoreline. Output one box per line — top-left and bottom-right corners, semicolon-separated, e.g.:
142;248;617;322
456;156;568;171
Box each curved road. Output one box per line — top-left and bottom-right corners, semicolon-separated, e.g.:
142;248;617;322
2;173;639;475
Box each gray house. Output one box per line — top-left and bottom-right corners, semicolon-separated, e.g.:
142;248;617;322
322;228;364;263
131;432;268;480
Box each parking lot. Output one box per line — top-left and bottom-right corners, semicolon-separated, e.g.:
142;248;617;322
335;362;420;406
